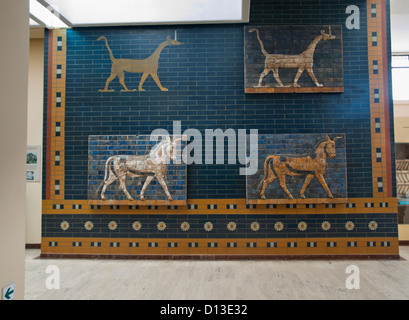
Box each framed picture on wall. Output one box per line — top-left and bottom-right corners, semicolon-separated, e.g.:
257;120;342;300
26;146;41;183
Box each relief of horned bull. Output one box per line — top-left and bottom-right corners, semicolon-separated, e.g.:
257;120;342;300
259;134;344;200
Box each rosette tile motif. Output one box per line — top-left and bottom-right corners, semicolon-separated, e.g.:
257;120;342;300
60;221;70;231
345;221;355;231
298;221;307;231
250;222;260;232
368;221;378;231
204;222;213;232
108;221;117;231
157;221;167;231
321;221;331;231
84;221;94;231
274;221;284;232
227;222;237;231
180;221;190;231
132;221;142;231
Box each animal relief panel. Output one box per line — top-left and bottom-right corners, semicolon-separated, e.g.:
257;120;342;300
96;32;183;92
247;134;347;204
88;135;187;206
244;25;344;93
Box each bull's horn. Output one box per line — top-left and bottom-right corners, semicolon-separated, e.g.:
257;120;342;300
333;134;344;142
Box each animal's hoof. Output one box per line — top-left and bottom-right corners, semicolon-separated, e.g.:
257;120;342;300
101;197;107;201
168;197;174;202
289;195;294;199
139;88;145;92
301;195;306;199
317;84;324;88
128;198;134;201
293;84;301;88
329;195;334;199
260;195;266;200
161;88;169;91
140;197;145;201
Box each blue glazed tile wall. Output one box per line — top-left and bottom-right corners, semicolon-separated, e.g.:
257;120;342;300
46;0;378;201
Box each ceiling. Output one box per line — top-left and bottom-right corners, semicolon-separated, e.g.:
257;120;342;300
29;0;251;28
29;0;409;54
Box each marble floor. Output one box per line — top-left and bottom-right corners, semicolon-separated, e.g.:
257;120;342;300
25;247;409;300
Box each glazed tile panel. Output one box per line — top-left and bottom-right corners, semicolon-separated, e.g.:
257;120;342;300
88;135;187;203
41;0;399;258
247;134;347;203
244;25;344;93
61;19;374;201
42;213;397;239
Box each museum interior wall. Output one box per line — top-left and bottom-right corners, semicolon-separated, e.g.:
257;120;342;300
394;100;409;240
26;37;44;246
0;0;29;300
38;0;401;258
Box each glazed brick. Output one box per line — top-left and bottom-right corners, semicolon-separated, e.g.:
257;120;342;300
248;133;347;201
43;0;393;202
42;212;398;239
88;135;187;202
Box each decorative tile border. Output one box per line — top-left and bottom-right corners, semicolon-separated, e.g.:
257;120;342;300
367;0;393;199
46;29;66;200
42;212;397;241
42;198;398;215
41;237;399;257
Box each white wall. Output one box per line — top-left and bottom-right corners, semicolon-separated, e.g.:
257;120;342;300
391;0;409;53
391;1;409;242
395;100;409;241
26;37;44;245
394;101;409;143
0;0;29;300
